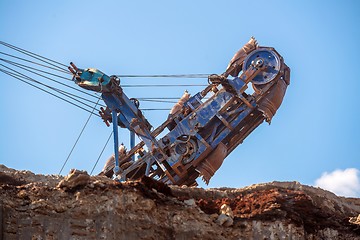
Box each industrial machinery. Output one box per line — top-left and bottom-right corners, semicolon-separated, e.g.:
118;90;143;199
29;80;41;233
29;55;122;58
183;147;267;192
69;37;290;186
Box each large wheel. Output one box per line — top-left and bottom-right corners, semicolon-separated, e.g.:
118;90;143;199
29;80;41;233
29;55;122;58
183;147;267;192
243;48;281;85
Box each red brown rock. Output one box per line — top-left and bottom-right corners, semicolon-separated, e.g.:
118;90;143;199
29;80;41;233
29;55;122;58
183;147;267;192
0;165;359;239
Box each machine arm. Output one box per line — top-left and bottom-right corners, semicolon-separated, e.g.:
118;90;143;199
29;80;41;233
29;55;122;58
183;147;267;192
69;37;290;186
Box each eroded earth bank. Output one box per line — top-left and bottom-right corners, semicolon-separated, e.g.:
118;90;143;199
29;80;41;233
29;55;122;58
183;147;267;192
1;164;360;240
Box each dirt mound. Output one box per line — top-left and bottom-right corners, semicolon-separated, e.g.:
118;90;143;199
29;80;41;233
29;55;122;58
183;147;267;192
1;165;359;239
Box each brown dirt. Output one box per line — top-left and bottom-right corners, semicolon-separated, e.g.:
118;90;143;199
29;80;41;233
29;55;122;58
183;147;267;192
1;165;360;239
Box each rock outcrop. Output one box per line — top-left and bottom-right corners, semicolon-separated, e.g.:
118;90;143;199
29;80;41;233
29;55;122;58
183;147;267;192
1;164;359;239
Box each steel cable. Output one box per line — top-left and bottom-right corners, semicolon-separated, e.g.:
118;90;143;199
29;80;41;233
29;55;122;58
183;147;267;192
59;97;101;175
0;65;102;115
90;132;113;175
1;59;100;99
0;68;101;116
0;41;68;71
0;58;71;81
122;84;207;88
0;51;70;74
116;74;210;78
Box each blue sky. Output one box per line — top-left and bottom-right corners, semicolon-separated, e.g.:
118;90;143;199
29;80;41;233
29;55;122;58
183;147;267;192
1;1;359;196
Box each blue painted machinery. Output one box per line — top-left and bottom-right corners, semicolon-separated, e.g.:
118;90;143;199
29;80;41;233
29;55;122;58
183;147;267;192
69;38;290;186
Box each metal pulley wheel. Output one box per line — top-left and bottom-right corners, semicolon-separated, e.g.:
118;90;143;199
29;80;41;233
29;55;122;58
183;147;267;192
174;136;198;165
130;98;140;108
242;48;281;85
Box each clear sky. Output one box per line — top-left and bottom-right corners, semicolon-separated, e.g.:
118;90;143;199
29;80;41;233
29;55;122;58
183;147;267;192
1;1;359;197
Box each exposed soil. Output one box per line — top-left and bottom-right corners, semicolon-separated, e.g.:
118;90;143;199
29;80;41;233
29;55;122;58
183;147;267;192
1;164;360;239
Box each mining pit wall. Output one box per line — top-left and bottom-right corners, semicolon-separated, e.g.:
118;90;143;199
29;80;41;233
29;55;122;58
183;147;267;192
1;165;360;240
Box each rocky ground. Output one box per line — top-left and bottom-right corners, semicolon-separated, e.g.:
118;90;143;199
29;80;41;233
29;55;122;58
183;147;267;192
1;164;360;240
